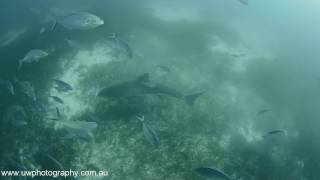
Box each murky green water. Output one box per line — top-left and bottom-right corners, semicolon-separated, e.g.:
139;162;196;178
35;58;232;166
0;0;319;179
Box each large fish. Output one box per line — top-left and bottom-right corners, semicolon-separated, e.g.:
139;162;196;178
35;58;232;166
18;49;48;69
137;115;159;147
51;12;104;31
98;73;203;105
195;167;237;180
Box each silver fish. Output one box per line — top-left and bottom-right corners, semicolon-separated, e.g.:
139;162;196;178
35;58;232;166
52;12;104;31
50;96;64;104
5;80;14;95
238;0;248;5
195;167;236;180
18;49;48;69
52;79;73;92
137;115;159;147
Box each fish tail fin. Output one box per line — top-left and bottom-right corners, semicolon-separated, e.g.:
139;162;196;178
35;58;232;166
184;91;205;105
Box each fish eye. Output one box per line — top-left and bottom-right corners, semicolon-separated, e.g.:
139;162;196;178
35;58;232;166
83;19;91;25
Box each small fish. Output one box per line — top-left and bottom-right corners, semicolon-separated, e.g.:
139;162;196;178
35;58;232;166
157;65;171;73
52;79;73;92
52;12;104;31
137;115;159;147
50;96;64;104
263;130;286;137
46;117;59;120
195;167;236;180
238;0;248;5
258;109;269;115
18;49;48;69
47;154;65;170
2;80;14;95
6;80;14;95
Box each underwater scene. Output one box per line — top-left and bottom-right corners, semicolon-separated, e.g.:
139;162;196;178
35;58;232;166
0;0;319;179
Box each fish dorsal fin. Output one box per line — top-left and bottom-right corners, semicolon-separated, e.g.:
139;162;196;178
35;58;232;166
136;73;150;83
